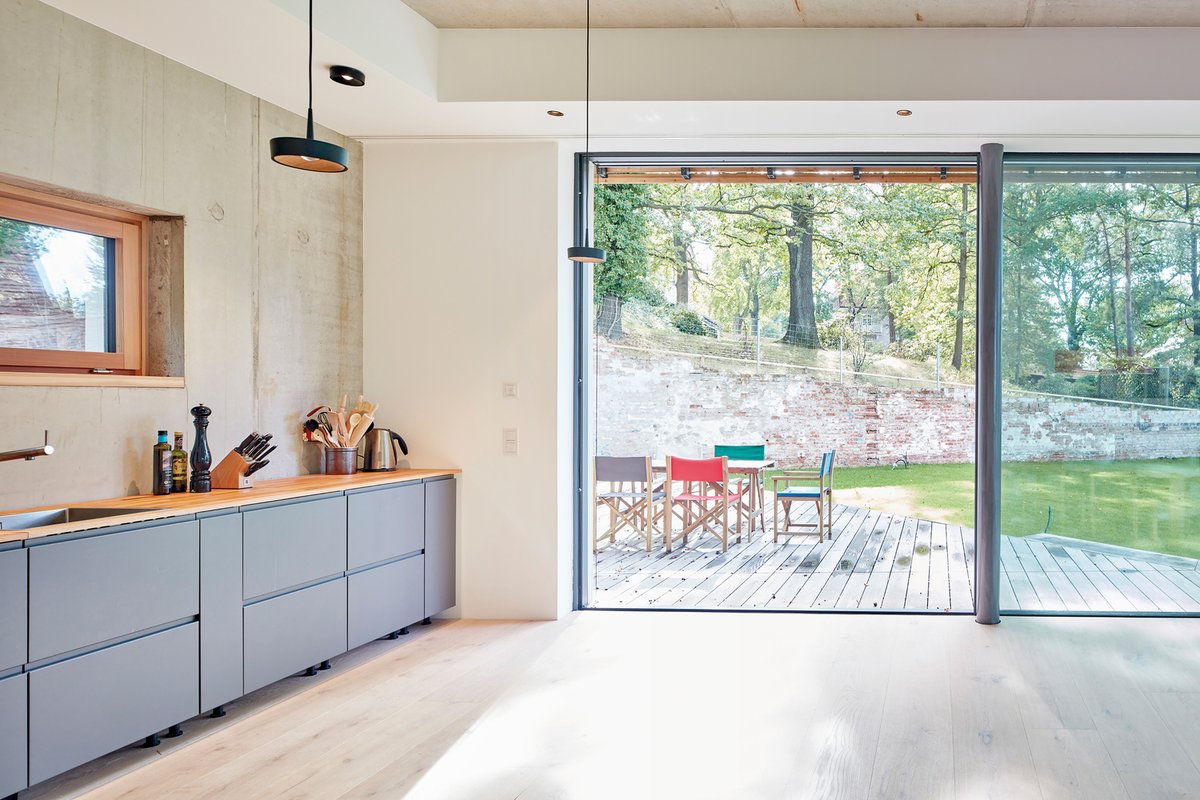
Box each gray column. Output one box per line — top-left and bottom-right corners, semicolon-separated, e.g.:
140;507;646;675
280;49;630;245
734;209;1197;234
976;143;1004;625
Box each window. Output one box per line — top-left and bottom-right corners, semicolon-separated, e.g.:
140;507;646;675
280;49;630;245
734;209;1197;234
0;183;146;373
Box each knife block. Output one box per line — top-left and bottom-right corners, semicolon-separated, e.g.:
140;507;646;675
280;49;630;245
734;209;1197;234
211;450;254;490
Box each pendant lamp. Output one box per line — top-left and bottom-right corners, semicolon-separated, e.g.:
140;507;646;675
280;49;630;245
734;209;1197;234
567;0;606;264
270;0;348;173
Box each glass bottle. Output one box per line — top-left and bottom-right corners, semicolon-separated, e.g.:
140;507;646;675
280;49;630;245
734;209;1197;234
171;431;188;493
153;430;172;495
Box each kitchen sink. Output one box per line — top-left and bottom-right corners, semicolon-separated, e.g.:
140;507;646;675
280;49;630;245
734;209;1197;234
0;507;161;530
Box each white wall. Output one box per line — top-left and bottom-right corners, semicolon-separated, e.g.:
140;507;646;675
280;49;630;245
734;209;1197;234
363;140;573;620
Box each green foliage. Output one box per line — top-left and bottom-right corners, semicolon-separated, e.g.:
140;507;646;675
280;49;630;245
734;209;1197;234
669;306;715;337
593;184;653;301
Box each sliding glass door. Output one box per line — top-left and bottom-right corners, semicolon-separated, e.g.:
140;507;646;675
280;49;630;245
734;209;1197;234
999;157;1200;614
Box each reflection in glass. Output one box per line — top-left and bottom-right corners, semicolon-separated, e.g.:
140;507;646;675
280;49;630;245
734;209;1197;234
0;216;112;352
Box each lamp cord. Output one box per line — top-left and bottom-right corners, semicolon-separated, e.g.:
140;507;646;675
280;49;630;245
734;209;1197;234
585;0;590;157
308;0;314;112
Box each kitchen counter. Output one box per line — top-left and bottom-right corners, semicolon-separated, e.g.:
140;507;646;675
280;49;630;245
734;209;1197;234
0;469;460;544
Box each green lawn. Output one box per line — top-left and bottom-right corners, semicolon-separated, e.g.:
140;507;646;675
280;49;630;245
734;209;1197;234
771;458;1200;560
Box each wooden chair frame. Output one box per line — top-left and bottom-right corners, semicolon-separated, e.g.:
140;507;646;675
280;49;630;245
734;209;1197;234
663;455;743;553
593;456;665;552
771;451;834;543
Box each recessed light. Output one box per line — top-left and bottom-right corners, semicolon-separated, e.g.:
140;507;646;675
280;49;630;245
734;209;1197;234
329;65;366;87
547;109;564;117
896;108;913;117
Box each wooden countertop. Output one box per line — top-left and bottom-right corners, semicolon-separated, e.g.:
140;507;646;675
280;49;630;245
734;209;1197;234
0;469;460;544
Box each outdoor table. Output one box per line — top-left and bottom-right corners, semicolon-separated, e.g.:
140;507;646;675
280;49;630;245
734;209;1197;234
652;458;775;535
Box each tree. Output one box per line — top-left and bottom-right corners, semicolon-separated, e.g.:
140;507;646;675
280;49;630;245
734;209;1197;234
593;184;653;301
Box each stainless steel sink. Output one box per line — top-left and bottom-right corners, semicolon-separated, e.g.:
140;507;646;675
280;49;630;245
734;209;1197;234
0;507;160;530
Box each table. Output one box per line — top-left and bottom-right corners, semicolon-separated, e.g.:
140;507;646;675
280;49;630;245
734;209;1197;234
652;458;775;536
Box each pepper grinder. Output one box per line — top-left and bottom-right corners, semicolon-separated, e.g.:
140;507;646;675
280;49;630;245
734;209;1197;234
190;403;212;493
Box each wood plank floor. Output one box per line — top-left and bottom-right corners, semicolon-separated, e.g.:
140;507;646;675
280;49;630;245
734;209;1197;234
593;504;1200;613
31;613;1200;800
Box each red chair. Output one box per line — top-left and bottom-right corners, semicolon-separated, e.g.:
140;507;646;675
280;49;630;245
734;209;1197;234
664;455;743;553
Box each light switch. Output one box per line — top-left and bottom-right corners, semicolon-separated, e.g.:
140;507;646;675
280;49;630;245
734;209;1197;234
503;382;519;398
502;428;519;455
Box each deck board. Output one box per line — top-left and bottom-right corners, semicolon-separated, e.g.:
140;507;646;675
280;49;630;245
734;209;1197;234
592;504;1200;613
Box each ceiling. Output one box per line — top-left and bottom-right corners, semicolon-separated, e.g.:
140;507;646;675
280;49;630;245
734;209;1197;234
402;0;1200;29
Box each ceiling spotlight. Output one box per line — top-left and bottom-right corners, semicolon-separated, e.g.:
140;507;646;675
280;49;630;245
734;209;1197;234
896;108;913;117
547;109;565;117
329;65;366;87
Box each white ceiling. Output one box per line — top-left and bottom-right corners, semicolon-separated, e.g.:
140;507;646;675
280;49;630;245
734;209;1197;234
31;0;1200;148
403;0;1200;29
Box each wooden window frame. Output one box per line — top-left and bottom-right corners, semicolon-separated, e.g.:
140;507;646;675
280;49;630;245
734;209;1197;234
0;183;147;374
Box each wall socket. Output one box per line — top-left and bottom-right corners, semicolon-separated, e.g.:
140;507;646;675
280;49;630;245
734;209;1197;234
502;428;518;455
503;382;519;398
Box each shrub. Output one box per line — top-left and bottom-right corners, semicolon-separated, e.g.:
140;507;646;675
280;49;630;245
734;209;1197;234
670;307;716;337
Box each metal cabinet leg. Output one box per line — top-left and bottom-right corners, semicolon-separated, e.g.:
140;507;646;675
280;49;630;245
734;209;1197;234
421;617;432;626
210;705;226;718
303;665;318;677
318;660;332;671
166;724;184;738
400;626;410;635
143;733;160;748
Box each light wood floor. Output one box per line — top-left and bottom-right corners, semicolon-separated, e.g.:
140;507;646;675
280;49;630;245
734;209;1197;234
29;612;1200;800
593;503;1200;613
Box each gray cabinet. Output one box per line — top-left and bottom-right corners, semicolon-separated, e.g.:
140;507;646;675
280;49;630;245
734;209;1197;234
28;623;199;784
0;547;27;670
0;671;27;798
200;512;243;712
243;578;347;694
348;556;424;649
28;520;199;661
347;483;424;569
424;477;457;617
242;495;346;600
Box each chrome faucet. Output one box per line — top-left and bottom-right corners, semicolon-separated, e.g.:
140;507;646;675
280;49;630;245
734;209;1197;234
0;430;54;463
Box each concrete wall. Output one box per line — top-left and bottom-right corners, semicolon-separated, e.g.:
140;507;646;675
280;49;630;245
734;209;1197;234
597;340;1200;467
0;0;362;509
362;140;573;620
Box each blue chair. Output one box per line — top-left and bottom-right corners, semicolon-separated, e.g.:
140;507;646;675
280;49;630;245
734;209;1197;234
771;450;835;542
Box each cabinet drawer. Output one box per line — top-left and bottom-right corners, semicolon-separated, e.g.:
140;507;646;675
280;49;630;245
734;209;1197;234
0;672;27;798
28;520;199;661
424;478;457;617
243;577;346;694
0;548;27;670
243;495;346;600
348;555;424;650
347;483;424;569
28;623;199;784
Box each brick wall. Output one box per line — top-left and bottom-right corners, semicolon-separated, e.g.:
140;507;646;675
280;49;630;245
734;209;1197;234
596;341;1200;466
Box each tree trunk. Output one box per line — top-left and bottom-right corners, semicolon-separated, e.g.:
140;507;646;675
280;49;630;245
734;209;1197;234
672;227;689;306
886;269;897;345
1098;215;1121;359
952;184;969;370
1191;202;1200;366
1122;220;1135;358
780;198;818;347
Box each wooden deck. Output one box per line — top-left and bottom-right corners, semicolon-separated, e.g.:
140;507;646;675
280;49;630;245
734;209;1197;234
592;503;1200;613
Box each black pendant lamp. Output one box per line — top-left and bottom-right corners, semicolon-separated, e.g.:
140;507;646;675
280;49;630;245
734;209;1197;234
567;0;606;264
270;0;348;173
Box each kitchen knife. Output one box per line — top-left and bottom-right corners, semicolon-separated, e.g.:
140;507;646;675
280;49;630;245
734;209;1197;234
254;445;277;463
234;433;258;455
245;460;269;476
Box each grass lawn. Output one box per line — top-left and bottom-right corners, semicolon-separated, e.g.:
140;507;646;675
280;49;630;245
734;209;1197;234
771;458;1200;560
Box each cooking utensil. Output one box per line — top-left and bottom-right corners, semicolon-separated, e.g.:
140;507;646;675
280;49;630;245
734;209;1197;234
246;460;270;476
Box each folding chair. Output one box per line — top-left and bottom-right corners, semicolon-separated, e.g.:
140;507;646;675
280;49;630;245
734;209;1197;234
771;450;835;543
664;455;743;553
593;456;664;552
714;443;766;532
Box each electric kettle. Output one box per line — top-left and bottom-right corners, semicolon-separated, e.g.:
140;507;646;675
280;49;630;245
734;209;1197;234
361;428;409;471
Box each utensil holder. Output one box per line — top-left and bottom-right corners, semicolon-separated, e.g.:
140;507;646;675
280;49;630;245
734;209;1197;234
324;447;358;475
211;451;254;489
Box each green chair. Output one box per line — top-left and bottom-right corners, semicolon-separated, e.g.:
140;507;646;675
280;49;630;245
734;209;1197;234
713;444;766;533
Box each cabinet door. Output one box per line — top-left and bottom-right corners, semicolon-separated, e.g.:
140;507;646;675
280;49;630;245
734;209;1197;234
200;512;243;712
347;483;424;570
243;577;347;694
348;556;424;650
423;478;457;617
242;495;346;600
28;623;199;784
0;672;27;798
0;548;27;670
28;520;199;661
